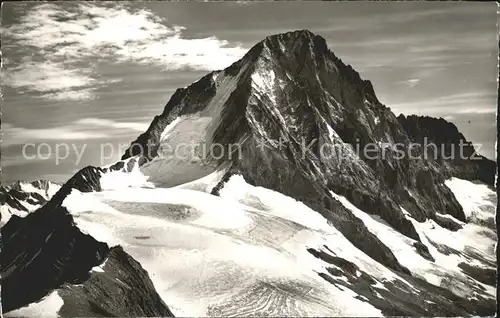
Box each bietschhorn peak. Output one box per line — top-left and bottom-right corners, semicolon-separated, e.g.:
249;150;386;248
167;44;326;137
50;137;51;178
2;25;496;317
253;29;378;101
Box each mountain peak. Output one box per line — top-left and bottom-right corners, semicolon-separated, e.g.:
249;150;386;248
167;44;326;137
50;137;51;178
256;30;377;101
264;29;316;44
221;29;327;76
122;30;382;163
259;29;328;57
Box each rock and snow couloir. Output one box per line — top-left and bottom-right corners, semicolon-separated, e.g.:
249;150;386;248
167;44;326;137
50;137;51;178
1;30;497;316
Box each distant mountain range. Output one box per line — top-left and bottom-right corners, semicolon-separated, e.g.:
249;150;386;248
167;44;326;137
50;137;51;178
1;30;497;317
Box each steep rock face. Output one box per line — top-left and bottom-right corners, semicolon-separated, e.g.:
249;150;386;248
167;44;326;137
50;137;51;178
398;114;497;186
60;163;129;194
1;204;108;313
121;71;220;161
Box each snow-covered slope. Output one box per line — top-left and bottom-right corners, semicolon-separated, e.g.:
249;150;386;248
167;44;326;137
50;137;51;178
55;174;496;316
62;186;377;316
331;187;496;302
1;184;174;317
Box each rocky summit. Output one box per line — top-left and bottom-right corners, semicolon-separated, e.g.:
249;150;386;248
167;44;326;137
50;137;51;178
1;30;497;317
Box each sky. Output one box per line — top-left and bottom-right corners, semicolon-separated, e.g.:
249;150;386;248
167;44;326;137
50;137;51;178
1;1;498;184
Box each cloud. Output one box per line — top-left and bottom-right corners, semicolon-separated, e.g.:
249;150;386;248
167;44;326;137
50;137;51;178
2;123;108;145
3;61;98;100
319;3;495;33
405;79;420;87
75;118;149;132
3;3;247;101
2;118;149;147
390;91;497;116
2;124;108;147
455;108;497;115
334;32;494;71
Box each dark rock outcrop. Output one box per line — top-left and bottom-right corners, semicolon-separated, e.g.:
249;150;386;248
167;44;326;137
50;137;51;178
210;170;235;196
57;246;174;317
308;246;495;316
412;241;435;262
40;162;135;207
1;204;107;313
457;262;496;287
398;114;497;186
0;186;31;213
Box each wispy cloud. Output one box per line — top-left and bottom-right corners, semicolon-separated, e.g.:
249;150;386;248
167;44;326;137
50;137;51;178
315;3;496;33
455;108;497;115
390;91;497;116
75;118;149;132
405;79;420;87
2;123;108;146
3;61;98;100
3;3;247;101
2;118;149;146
